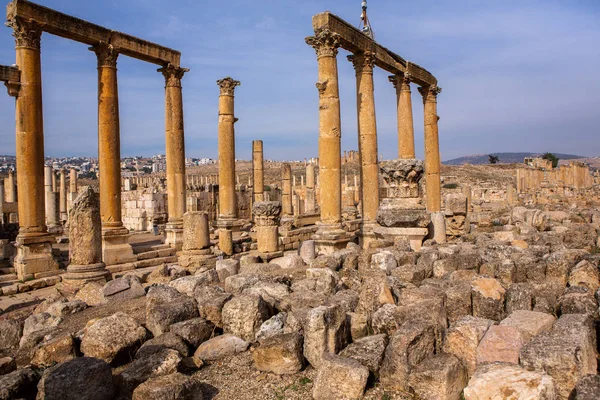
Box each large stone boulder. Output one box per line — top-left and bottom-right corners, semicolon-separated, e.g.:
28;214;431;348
312;354;369;400
115;349;182;396
464;363;555;400
132;372;204;400
476;325;524;365
252;332;304;375
103;275;145;302
471;277;506;321
408;353;467;400
135;332;190;359
0;368;39;400
443;316;495;376
222;294;270;342
169;318;214;348
499;310;555;343
20;312;62;347
339;334;388;376
36;357;115;400
193;334;249;361
0;319;22;351
194;285;231;328
572;375;600;400
303;304;350;368
80;312;147;364
31;333;77;367
146;285;198;337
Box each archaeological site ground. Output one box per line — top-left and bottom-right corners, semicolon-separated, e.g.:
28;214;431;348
0;0;599;399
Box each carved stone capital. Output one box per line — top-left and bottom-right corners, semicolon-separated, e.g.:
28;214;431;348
253;201;281;226
388;73;411;91
348;51;375;74
158;64;189;88
5;81;20;97
90;42;118;68
380;159;424;198
305;29;340;58
7;18;42;50
418;85;442;102
217;77;240;96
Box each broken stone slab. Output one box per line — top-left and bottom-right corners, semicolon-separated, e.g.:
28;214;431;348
146;285;199;337
499;310;555;343
103;275;145;302
408;353;467;400
135;332;190;359
169;271;219;297
20;312;63;348
463;363;556;400
169;318;215;348
312;353;369;400
252;332;304;375
115;348;182;396
194;285;232;328
243;281;290;311
255;312;286;341
216;258;239;281
303;304;350;368
568;260;600;293
193;334;249;361
31;333;77;368
131;372;204;400
572;375;600;400
0;368;39;400
74;281;106;306
442;315;494;378
80;312;148;365
0;319;22;351
270;253;304;269
371;251;398;274
339;334;388;376
222;294;271;342
476;325;524;365
471;277;506;321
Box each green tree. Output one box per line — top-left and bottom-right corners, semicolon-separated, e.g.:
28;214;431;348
541;152;559;168
488;155;500;164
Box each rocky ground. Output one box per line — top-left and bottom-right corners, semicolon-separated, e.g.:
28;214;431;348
2;188;600;399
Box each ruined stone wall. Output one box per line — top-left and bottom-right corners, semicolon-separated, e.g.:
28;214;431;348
121;191;167;232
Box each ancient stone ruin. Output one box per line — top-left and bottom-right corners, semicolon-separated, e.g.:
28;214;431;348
0;1;598;400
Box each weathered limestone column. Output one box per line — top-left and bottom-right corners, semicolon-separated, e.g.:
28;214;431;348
69;167;77;194
306;163;316;214
507;183;515;205
179;211;213;272
59;168;67;223
281;163;293;216
418;84;445;243
63;187;110;287
7;18;58;280
92;42;135;265
0;181;4;224
6;170;16;202
306;29;349;254
159;64;189;249
349;52;379;225
44;166;58;230
253;201;282;259
252;140;264;202
216;77;241;255
390;73;415;159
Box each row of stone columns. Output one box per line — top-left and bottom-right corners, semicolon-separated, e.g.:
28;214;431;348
305;29;443;251
6;16;190;278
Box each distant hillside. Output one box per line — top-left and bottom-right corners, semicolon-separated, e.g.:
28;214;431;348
443;152;585;165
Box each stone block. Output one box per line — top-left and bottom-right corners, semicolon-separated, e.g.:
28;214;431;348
408;353;467;400
312;353;369;400
253;332;304;375
194;286;232;328
442;315;494;377
193;334;248;361
339;334;388;375
303;304;349;368
476;325;524;365
499;310;555;343
222;294;270;342
471;277;506;321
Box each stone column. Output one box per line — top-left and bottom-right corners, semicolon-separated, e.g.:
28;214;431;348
69;167;78;194
306;29;349;253
0;181;4;224
390;73;415;159
253;201;282;258
281;163;293;216
8;17;57;280
159;64;189;249
44;166;58;230
6;170;16;202
59;168;67;223
92;42;135;265
507;183;515;205
216;77;241;255
252;140;264;202
63;187;110;287
349;52;379;225
418;84;445;243
179;211;213;271
306;163;316;214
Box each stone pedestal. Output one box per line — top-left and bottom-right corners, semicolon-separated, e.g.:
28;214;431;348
179;211;213;271
374;159;430;251
63;187;110;287
14;234;59;281
252;201;283;261
101;227;136;266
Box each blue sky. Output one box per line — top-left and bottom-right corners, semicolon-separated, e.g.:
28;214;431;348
0;0;599;161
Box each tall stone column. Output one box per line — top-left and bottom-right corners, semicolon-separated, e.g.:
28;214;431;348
281;163;293;216
0;181;4;224
52;170;57;193
6;170;16;202
44;166;58;230
418;84;445;243
8;17;57;280
306;163;316;214
349;52;379;226
390;73;415;159
92;42;135;265
306;29;349;254
216;77;241;255
252;140;264;202
159;64;189;249
59;168;67;223
69;167;78;194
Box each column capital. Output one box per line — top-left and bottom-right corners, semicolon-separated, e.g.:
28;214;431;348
305;29;341;58
388;73;411;91
348;51;375;74
158;64;189;88
90;42;118;68
4;81;21;97
418;84;442;102
7;17;42;50
217;77;240;96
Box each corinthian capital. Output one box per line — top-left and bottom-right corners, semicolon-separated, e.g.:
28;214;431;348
7;18;42;50
418;84;442;102
158;64;189;87
217;77;240;96
348;51;375;73
305;29;340;58
90;42;118;68
388;73;411;90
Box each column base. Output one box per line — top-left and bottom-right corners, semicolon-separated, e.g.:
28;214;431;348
216;218;244;232
178;249;214;273
250;250;284;263
166;221;184;251
373;226;429;252
102;227;136;266
62;262;111;288
14;233;59;281
312;222;352;256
